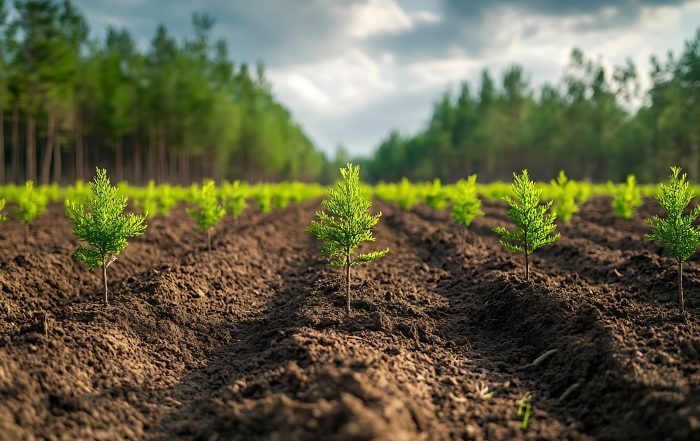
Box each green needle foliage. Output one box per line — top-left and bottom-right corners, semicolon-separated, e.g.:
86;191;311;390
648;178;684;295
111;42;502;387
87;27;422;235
66;168;147;305
551;170;578;223
451;175;484;243
492;170;559;281
306;163;389;314
15;181;47;245
187;180;225;252
425;178;447;210
0;198;7;222
612;174;642;220
646;167;700;312
222;181;248;221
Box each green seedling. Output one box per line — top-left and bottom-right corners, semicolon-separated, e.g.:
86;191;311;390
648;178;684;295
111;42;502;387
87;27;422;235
551;170;578;223
646;167;700;312
222;181;248;223
517;392;533;430
187;180;225;252
66;168;147;305
306;163;389;314
492;170;559;281
397;177;419;210
15;181;48;245
425;178;447;210
0;199;7;222
613;174;642;220
451;175;484;243
256;185;272;215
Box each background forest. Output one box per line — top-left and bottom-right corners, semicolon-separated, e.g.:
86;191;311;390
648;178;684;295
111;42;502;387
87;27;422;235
0;0;699;185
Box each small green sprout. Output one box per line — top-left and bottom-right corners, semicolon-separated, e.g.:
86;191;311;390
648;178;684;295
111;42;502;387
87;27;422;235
517;392;533;430
187;180;225;252
492;170;559;281
451;175;484;243
66;168;148;305
306;163;389;314
425;179;447;210
397;178;419;210
612;174;642;220
646;167;700;312
551;170;578;223
15;181;48;245
0;198;7;222
222;181;248;222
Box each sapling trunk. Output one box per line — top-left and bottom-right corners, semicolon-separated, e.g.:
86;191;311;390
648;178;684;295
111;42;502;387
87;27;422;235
102;263;108;305
678;258;684;313
207;229;211;253
346;251;351;315
24;223;29;246
524;248;529;282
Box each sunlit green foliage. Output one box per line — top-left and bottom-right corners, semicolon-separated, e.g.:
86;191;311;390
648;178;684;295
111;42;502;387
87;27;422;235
306;164;388;314
187;180;225;252
221;180;248;219
550;171;579;223
492;170;559;280
0;199;7;222
14;181;48;244
65;168;147;305
425;179;448;210
451;175;483;231
612;175;642;220
646;167;700;312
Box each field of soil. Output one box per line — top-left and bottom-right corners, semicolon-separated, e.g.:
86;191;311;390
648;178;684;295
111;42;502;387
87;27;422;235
1;197;699;440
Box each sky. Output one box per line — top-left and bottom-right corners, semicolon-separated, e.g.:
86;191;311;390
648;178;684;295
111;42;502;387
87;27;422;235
73;0;700;158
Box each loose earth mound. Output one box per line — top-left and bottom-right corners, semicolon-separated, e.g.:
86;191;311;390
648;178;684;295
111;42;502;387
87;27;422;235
1;198;698;440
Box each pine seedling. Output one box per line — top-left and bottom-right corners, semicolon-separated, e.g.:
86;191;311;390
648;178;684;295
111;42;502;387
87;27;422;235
451;175;484;243
65;168;147;305
646;167;700;312
492;170;559;281
551;170;578;223
15;181;47;245
187;180;225;252
222;181;248;225
425;179;448;210
397;178;418;210
613;174;642;220
306;163;389;314
0;198;7;222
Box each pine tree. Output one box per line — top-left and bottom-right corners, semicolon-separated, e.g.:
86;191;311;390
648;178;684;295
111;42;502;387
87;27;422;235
306;163;389;314
0;198;7;222
451;174;483;243
15;180;47;245
551;170;578;223
187;179;224;252
492;170;559;281
66;168;147;305
646;167;700;312
612;174;642;220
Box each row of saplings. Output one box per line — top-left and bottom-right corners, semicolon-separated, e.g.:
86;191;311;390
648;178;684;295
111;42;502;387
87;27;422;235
1;165;695;312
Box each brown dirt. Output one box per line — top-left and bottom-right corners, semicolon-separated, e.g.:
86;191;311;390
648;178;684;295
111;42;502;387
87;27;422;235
1;197;698;440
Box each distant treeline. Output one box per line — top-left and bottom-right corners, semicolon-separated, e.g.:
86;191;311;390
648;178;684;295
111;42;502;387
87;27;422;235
360;29;700;184
0;0;328;185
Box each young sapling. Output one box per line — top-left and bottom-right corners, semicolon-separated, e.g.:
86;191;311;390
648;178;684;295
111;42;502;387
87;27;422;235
306;163;389;314
550;170;578;223
15;181;48;245
646;167;700;312
612;174;642;220
65;168;147;305
492;170;559;281
0;198;7;222
451;175;484;243
187;180;225;252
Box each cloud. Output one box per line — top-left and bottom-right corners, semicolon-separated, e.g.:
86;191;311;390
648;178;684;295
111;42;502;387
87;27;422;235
72;0;700;156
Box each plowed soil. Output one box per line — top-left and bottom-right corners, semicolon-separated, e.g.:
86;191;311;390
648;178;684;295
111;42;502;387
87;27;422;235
1;197;699;441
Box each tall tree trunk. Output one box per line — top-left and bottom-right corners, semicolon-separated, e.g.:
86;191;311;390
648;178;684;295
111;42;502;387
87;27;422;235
75;108;84;181
157;121;165;183
26;114;36;182
115;135;123;182
40;111;55;185
148;124;157;181
11;106;20;183
0;99;5;185
54;137;61;183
